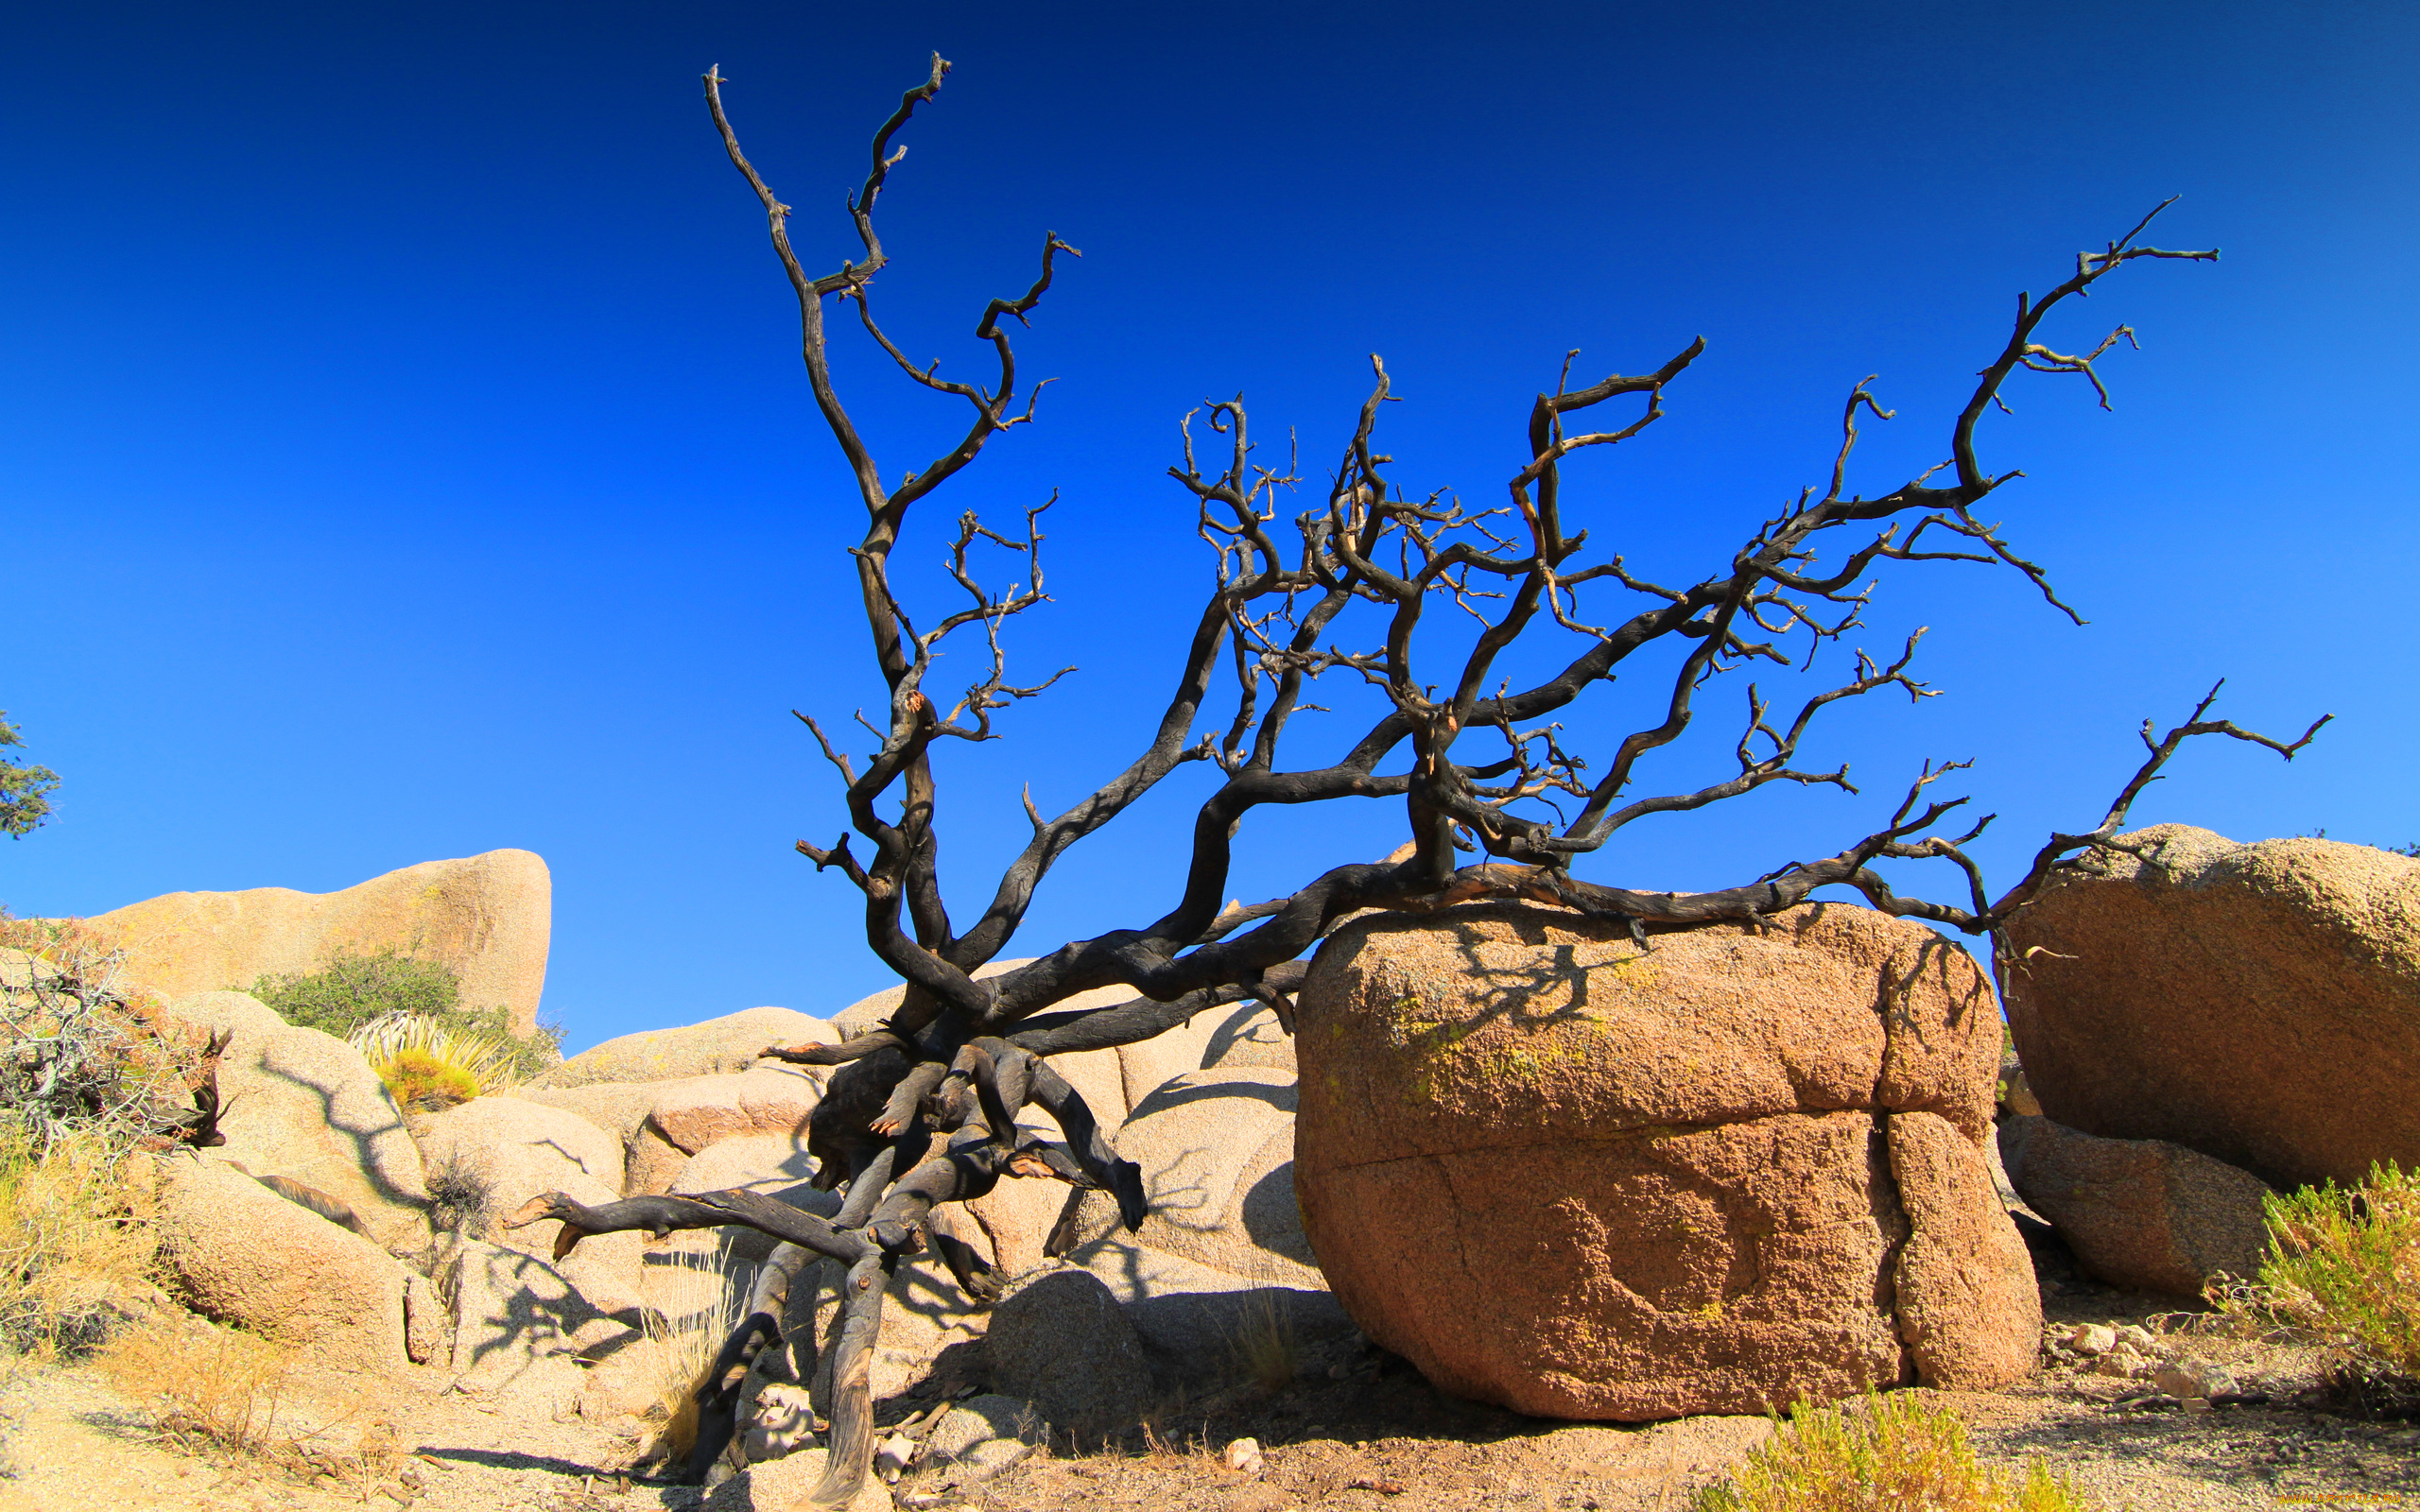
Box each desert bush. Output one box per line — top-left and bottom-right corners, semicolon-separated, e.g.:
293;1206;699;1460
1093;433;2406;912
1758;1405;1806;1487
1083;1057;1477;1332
2216;1160;2420;1386
1691;1393;2099;1512
0;1127;156;1358
97;1312;298;1457
251;947;460;1036
252;946;561;1079
0;911;221;1154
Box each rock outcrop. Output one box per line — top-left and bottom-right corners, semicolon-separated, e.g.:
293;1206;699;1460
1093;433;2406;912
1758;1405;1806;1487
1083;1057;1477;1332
441;1238;626;1409
1295;901;2036;1420
531;1007;836;1091
79;850;552;1038
2001;825;2420;1190
1999;1114;2273;1296
166;989;430;1250
1063;1065;1321;1289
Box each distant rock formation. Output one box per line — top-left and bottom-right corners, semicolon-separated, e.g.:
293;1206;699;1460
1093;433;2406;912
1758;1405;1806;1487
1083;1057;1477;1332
77;849;551;1038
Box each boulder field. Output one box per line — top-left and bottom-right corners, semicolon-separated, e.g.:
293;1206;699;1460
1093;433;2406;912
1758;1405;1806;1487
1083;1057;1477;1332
80;824;2420;1492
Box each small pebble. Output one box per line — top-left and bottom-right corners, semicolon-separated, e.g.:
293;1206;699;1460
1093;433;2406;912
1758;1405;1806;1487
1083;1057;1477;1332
1225;1436;1266;1474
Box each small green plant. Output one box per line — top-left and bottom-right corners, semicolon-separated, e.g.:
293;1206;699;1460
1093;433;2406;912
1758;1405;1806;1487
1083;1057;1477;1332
374;1046;480;1112
2215;1160;2420;1383
1691;1393;2100;1512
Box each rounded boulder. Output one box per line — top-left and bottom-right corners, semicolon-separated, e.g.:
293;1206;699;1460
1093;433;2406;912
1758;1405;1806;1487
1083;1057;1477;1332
1294;901;2034;1420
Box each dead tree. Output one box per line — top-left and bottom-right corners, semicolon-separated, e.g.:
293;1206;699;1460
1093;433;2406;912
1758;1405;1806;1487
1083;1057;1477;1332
518;56;2326;1503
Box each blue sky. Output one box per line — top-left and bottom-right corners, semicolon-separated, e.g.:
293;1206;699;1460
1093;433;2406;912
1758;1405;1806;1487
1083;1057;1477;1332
4;2;2413;1051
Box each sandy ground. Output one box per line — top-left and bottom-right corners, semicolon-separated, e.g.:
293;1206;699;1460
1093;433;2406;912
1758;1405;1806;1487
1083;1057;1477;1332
5;1228;2417;1512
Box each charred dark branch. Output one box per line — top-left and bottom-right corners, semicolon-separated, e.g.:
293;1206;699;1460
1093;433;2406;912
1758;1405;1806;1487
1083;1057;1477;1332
709;68;2269;1495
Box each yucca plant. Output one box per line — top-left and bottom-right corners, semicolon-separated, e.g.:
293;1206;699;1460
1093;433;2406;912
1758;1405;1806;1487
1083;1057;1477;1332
1692;1393;2100;1512
347;1013;524;1111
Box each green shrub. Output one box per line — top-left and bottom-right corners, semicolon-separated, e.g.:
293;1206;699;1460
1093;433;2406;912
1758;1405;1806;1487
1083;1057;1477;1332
250;948;458;1036
251;947;560;1081
0;713;59;841
1691;1393;2100;1512
2216;1160;2420;1383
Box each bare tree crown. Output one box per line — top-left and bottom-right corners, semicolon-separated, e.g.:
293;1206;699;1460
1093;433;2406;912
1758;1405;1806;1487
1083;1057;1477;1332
516;60;2325;1505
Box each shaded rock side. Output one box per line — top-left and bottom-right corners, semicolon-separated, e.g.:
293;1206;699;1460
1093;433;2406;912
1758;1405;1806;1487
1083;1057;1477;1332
1294;901;2030;1420
80;850;551;1038
1999;1113;2273;1296
156;1157;423;1376
166;989;430;1250
531;1006;836;1091
1068;1243;1353;1380
983;1268;1151;1432
2000;824;2420;1190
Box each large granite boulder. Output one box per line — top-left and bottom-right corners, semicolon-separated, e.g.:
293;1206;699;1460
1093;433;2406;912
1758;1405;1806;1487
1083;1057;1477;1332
78;850;551;1038
1295;901;2035;1420
1114;999;1294;1108
156;1157;438;1376
165;990;430;1250
1999;1114;2273;1296
531;1007;837;1091
441;1238;629;1408
2000;825;2420;1190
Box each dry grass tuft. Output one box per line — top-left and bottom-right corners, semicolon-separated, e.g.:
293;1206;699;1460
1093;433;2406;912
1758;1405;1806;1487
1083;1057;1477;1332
95;1314;408;1490
632;1246;746;1470
1691;1393;2101;1512
1222;1287;1301;1395
2215;1160;2420;1396
0;1128;158;1357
